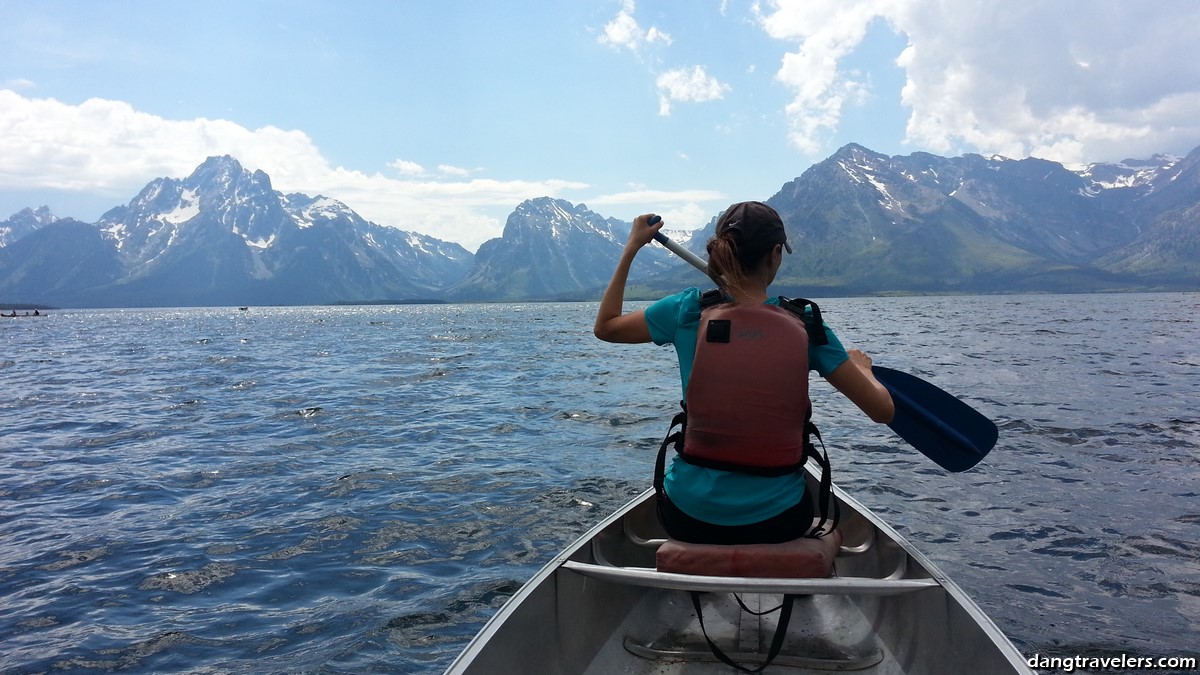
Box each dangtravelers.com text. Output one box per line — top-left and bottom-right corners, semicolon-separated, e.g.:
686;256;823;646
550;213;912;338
1028;653;1197;672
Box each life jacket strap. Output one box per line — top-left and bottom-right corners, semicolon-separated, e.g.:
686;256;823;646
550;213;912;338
779;296;829;346
803;422;840;538
699;288;727;309
653;403;687;500
695;289;827;348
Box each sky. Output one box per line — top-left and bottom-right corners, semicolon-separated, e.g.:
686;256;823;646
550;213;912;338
2;0;1199;252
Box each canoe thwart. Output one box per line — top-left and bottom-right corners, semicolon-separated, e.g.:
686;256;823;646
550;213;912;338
561;560;940;595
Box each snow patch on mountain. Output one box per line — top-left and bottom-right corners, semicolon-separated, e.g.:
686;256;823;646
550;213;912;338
405;232;434;255
1074;154;1182;195
291;196;348;228
838;160;905;213
660;227;695;245
246;234;276;249
100;220;129;248
162;189;200;224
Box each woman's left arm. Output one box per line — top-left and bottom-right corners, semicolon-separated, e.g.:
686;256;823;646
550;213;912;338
824;349;895;423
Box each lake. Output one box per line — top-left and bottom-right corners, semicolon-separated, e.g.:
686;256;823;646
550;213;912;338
1;293;1197;672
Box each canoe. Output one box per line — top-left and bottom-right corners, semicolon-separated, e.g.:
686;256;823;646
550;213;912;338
445;471;1033;674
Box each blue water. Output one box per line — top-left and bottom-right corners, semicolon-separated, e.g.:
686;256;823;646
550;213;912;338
1;294;1197;673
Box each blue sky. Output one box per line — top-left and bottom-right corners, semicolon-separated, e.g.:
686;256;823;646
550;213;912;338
3;1;1199;251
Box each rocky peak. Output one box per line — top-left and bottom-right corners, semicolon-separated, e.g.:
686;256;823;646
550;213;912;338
0;205;59;247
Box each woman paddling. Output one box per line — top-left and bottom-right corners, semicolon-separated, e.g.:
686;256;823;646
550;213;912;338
594;201;895;546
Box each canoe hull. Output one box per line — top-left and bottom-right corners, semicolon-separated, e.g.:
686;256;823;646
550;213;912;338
446;479;1032;674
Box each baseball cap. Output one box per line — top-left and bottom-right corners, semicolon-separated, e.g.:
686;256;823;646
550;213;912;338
715;201;792;255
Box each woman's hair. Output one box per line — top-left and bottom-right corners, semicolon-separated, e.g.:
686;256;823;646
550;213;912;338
705;201;790;296
705;231;771;296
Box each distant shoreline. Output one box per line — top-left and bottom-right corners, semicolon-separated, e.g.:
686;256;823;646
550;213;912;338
329;299;447;306
3;287;1197;312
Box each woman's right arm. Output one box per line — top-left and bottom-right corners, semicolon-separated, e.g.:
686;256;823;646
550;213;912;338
593;214;662;344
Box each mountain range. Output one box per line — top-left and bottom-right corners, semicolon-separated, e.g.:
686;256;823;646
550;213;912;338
698;144;1200;296
1;145;1198;308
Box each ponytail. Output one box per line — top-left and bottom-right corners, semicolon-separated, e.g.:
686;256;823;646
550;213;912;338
706;234;770;297
706;236;744;294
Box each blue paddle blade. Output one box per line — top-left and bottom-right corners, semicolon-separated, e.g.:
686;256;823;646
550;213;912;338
872;366;998;472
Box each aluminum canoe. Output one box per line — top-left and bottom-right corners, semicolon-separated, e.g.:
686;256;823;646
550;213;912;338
445;475;1033;674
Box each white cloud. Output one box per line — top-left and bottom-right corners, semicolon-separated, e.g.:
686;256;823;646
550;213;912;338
585;188;726;232
0;90;588;251
3;78;35;90
587;187;726;206
388;159;426;176
598;0;672;52
657;201;716;233
600;1;737;119
656;66;732;116
758;0;891;153
757;0;1200;163
388;162;473;179
0;91;321;191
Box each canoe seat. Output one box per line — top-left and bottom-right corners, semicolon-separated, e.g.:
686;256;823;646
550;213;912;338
655;529;842;579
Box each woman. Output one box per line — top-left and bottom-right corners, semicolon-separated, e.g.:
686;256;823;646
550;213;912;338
594;201;895;545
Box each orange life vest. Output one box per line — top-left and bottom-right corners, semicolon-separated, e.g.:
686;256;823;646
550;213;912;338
651;293;837;538
682;302;811;472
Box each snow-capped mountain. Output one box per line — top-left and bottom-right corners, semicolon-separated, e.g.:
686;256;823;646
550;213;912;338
667;144;1196;295
1095;146;1200;278
1075;154;1181;191
0;206;57;248
0;156;474;307
448;197;672;301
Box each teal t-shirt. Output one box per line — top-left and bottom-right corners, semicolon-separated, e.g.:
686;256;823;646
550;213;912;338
644;288;850;526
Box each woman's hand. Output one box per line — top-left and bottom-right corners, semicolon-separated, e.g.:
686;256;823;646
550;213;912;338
626;213;664;251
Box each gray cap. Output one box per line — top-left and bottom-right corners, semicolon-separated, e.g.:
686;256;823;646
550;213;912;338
715;201;792;255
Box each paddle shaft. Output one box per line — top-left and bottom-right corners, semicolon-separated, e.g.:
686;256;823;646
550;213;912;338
650;216;709;274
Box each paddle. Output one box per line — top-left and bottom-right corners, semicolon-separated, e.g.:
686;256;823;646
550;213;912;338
648;216;998;472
